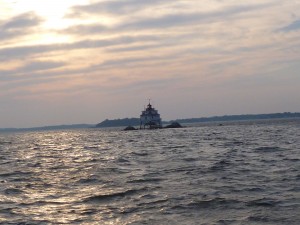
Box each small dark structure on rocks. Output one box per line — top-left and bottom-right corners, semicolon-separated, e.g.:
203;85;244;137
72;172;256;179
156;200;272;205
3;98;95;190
164;122;182;128
124;126;137;131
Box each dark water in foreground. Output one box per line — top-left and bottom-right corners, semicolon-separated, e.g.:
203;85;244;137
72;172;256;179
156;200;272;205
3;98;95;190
0;119;299;224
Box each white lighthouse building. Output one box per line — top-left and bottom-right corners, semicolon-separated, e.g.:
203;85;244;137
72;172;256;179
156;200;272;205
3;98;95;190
140;101;162;129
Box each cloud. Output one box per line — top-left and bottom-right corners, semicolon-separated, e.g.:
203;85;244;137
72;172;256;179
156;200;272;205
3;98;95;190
121;12;203;30
107;43;170;53
19;61;65;73
279;19;300;32
63;24;109;35
0;35;159;61
0;45;55;61
64;2;275;36
0;61;65;80
69;0;166;16
0;12;43;40
95;55;165;68
103;76;184;95
122;3;277;29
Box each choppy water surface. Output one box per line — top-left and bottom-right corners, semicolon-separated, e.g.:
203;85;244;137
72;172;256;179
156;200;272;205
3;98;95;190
0;119;299;224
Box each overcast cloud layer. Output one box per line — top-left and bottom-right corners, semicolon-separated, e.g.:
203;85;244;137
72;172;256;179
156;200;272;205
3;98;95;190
0;0;300;128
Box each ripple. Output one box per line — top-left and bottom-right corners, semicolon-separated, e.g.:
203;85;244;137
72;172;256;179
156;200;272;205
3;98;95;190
210;159;230;171
254;146;285;152
246;198;281;207
0;120;299;224
4;188;23;195
83;188;146;203
172;197;242;210
127;177;163;183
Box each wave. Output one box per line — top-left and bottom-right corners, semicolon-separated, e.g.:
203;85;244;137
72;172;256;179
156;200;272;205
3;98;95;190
78;178;99;184
254;146;285;152
247;215;272;222
162;145;186;149
210;159;230;171
131;152;148;156
0;171;33;178
246;198;281;207
127;177;163;183
83;188;146;203
4;188;23;195
0;141;12;145
1;121;299;224
19;200;67;207
172;197;242;210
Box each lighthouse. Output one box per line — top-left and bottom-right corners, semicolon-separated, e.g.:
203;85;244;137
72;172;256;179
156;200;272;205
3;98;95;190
140;100;162;129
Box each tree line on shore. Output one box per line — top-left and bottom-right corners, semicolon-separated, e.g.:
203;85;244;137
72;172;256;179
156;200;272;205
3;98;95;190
1;112;299;132
95;112;300;128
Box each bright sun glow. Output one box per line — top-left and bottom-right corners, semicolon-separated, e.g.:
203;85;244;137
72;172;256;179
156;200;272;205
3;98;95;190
2;0;89;28
1;0;92;44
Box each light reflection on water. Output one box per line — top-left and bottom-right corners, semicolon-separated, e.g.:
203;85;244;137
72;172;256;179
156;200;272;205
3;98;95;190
0;119;300;224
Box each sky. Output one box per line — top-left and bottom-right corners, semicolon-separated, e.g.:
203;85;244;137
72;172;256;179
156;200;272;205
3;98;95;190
0;0;300;128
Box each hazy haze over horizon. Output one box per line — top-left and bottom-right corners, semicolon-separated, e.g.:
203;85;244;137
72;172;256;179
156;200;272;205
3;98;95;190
1;0;300;128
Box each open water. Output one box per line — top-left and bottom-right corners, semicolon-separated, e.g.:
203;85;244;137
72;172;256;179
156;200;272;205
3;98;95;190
0;119;299;224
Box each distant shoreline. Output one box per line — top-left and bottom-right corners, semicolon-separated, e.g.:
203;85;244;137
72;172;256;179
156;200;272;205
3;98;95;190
1;112;300;132
0;124;93;133
96;112;300;128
